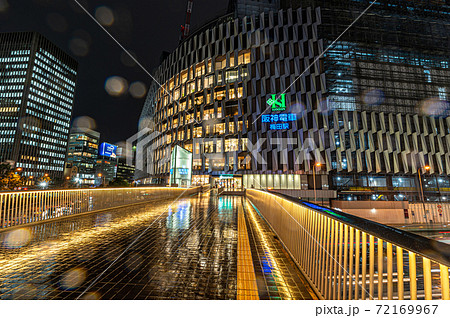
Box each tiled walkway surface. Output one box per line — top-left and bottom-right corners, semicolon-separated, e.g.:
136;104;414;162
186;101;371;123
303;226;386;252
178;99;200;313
0;193;315;300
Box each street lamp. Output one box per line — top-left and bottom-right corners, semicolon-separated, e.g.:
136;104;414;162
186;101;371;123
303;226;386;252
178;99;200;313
418;165;430;221
98;173;104;187
313;162;322;203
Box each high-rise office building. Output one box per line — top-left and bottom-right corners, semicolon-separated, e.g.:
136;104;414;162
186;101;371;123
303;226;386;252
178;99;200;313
66;127;100;186
139;1;449;202
0;32;78;180
117;159;135;184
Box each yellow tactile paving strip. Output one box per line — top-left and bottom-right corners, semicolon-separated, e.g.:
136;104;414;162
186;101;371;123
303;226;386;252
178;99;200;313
237;204;260;300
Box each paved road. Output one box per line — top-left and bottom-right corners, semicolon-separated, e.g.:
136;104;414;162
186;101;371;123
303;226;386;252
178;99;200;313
0;192;315;300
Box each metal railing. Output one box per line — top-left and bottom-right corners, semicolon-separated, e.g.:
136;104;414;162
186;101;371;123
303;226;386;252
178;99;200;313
0;186;202;230
246;189;450;300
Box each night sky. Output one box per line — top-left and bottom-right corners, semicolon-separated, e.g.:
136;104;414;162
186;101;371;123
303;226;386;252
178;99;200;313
0;0;229;144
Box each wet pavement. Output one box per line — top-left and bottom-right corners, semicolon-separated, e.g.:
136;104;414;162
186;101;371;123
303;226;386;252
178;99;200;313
0;192;315;300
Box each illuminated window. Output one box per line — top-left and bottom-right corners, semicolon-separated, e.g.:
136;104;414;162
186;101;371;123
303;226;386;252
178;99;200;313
187;81;195;94
225;70;239;83
240;138;248;151
237;121;243;132
238;155;251;170
229;122;235;134
184;143;193;153
203;108;214;120
214;123;225;135
229;156;235;170
215;57;226;70
238;51;251;65
195;63;205;77
204;141;214;153
230;54;235;68
193;159;202;170
225;139;239;152
211;158;225;170
181;71;188;84
207;60;212;73
194;126;202;138
195;95;204;105
229;87;243;99
204;75;214;88
214;87;226;101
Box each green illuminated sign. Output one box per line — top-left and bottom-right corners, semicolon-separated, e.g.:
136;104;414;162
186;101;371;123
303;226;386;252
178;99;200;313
267;94;286;111
219;174;234;179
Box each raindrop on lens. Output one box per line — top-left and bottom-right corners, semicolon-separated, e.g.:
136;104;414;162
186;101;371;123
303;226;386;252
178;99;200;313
60;268;87;290
69;38;89;57
105;76;128;97
129;81;147;99
0;0;9;12
3;229;31;249
95;6;115;26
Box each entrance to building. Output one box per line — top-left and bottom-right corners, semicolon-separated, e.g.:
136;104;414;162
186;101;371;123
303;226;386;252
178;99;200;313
213;175;243;191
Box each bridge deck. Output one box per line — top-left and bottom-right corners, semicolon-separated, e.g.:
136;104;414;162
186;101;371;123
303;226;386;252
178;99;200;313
0;192;315;300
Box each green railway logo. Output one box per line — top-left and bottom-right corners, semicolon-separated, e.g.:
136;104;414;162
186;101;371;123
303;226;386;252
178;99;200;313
267;94;286;111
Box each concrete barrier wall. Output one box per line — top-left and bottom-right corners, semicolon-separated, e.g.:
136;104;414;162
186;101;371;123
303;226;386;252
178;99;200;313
331;201;410;225
331;201;450;225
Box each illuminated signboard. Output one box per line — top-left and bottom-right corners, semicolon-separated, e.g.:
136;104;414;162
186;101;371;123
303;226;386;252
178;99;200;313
179;168;189;175
270;123;290;130
267;94;286;111
99;143;118;158
262;114;297;123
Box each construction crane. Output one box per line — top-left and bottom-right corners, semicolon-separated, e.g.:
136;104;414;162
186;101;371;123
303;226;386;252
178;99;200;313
180;0;194;42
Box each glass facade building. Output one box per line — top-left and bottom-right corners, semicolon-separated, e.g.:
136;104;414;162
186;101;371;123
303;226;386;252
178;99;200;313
0;32;78;180
66;127;100;186
138;1;450;201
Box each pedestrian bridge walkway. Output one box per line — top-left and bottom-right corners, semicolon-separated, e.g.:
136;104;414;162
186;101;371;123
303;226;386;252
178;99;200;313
0;192;315;300
0;187;449;300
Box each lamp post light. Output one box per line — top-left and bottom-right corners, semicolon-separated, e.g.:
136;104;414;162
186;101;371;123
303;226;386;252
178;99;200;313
98;173;104;187
418;165;431;222
313;162;322;203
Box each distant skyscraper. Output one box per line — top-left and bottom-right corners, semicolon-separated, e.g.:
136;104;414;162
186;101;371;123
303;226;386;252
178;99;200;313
66;127;100;186
0;32;78;180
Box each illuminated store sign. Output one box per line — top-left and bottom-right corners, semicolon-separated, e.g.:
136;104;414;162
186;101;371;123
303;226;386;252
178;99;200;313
262;114;297;123
267;94;286;111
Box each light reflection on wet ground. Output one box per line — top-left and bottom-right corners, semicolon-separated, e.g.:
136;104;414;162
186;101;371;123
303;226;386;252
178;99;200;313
0;193;314;300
